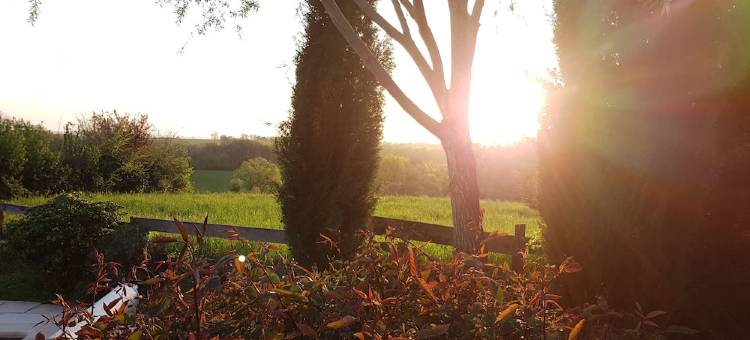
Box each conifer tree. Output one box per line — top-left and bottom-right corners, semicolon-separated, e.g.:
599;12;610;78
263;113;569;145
276;0;390;267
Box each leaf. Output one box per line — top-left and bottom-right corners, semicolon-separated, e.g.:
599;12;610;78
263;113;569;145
568;319;585;340
174;218;189;243
271;288;308;301
417;278;438;301
104;297;123;316
666;325;699;335
193;224;203;244
227;227;242;240
77;326;103;338
408;247;418;278
415;324;450;339
326;315;358;329
128;330;143;340
381;297;398;304
139;277;162;286
353;332;372;340
559;256;583;274
296;323;317;337
353;288;368;300
645;310;667;319
495;287;505;303
643;320;659;328
496;304;518;322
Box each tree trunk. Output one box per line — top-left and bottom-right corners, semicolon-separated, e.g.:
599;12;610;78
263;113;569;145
441;126;482;253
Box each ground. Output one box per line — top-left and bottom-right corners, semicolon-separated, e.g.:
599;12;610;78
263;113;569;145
190;170;233;192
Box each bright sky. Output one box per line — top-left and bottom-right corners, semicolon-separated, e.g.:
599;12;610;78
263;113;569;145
0;1;557;145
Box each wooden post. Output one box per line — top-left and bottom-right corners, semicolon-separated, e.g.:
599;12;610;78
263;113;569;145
511;223;526;273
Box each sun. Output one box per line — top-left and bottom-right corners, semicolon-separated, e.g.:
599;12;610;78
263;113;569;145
469;75;546;145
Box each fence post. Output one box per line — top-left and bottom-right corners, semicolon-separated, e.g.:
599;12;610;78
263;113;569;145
511;223;526;273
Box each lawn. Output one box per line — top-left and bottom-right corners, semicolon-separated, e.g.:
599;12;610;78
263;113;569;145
3;194;542;300
11;193;542;260
190;170;233;192
10;193;542;238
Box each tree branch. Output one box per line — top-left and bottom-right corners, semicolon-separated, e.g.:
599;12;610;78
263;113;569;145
352;0;448;117
390;0;410;37
320;0;444;137
352;0;403;40
471;0;485;21
405;0;446;101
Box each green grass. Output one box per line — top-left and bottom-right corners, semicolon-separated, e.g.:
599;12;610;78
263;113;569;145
11;193;541;235
4;193;542;300
191;170;233;192
11;193;542;258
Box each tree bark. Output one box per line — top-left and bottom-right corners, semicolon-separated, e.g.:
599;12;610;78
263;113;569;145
441;120;482;252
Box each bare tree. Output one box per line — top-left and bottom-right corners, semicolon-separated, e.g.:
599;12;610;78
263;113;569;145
320;0;485;252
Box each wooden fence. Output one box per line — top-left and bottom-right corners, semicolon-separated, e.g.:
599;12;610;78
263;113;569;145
1;202;527;269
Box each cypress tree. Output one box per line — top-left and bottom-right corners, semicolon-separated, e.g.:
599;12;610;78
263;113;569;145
540;1;750;336
276;0;390;268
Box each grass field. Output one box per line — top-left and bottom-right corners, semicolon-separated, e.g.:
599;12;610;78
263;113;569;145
191;170;233;192
4;194;541;300
11;193;541;259
11;193;541;238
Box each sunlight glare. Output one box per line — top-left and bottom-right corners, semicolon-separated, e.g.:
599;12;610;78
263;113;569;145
469;76;545;145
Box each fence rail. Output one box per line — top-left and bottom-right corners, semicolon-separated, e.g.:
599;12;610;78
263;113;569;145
1;202;527;268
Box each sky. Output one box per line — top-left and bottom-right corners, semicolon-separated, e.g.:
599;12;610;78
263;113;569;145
0;0;557;145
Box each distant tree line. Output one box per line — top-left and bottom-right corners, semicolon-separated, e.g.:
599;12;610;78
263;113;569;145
188;135;274;171
0;111;192;199
376;142;539;205
189;138;538;204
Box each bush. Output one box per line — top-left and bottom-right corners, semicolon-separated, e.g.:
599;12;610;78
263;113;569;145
98;224;148;272
61;112;193;193
6;194;121;289
0;118;26;199
41;230;697;339
229;157;281;193
0;115;65;199
143;138;193;192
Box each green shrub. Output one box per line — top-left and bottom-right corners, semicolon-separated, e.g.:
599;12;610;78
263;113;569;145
0;115;65;199
6;194;121;289
229;157;281;193
98;223;148;271
61;112;193;193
